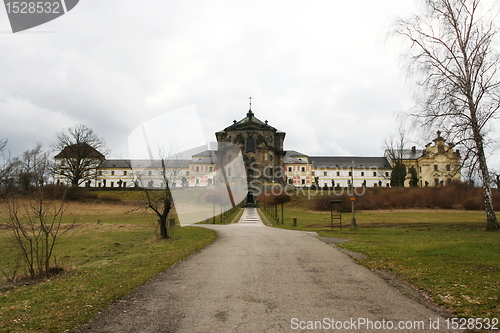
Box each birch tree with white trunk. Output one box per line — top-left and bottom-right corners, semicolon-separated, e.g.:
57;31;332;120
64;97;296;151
394;0;500;230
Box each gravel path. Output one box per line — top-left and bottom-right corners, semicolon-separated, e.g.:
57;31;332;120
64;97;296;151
76;209;459;333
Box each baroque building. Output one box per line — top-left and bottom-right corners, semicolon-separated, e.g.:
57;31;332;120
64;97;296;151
215;107;286;187
385;131;461;187
54;106;461;190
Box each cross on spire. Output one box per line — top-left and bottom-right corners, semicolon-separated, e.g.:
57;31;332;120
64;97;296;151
247;97;254;119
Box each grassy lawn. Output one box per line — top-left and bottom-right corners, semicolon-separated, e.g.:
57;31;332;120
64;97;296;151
2;188;499;331
0;200;217;333
265;205;500;319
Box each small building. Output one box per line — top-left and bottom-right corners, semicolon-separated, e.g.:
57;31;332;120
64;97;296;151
310;156;392;188
284;151;392;188
54;142;106;187
188;150;217;187
385;131;461;187
94;159;191;188
284;150;312;186
53;107;461;190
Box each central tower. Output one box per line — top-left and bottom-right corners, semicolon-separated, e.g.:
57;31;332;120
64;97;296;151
215;102;286;189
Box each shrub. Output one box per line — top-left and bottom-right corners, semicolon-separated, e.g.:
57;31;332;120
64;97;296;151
463;197;483;211
42;184;68;199
307;183;495;211
308;192;352;212
66;187;99;201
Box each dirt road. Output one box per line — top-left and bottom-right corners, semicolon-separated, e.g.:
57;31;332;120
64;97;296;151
77;209;458;332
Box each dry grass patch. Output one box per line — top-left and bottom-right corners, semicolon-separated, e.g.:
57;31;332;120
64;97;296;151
0;224;216;333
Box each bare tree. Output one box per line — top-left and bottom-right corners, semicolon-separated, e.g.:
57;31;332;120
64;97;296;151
53;124;107;187
394;0;500;229
133;158;178;239
13;143;50;191
257;191;291;225
5;191;74;279
384;129;408;187
4;148;75;279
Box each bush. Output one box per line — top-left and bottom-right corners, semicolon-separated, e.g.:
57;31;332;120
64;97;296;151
308;183;497;211
462;197;483;211
42;184;68;199
308;192;352;212
66;187;99;201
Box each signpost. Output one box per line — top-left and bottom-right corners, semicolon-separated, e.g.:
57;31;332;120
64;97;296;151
350;196;357;229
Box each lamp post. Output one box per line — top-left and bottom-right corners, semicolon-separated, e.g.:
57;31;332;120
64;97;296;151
350;163;357;229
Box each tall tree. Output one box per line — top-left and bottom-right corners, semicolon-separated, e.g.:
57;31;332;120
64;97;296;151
391;161;408;187
394;0;500;230
53;124;107;187
5;147;75;279
14;143;50;191
408;165;419;187
385;128;408;187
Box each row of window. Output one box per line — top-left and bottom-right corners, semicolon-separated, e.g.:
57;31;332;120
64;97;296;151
97;167;397;177
191;166;214;172
98;170;188;176
96;165;455;177
309;171;390;177
286;170;391;178
98;170;128;176
430;164;453;172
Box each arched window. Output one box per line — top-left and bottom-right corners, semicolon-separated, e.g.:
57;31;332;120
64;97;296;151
246;137;255;153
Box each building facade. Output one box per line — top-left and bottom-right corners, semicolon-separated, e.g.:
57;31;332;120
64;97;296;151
55;111;461;189
385;131;461;187
282;151;392;188
215;109;286;187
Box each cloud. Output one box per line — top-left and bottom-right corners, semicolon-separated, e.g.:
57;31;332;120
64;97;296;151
0;0;423;160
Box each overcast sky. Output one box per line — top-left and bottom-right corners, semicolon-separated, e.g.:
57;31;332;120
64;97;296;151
0;0;444;161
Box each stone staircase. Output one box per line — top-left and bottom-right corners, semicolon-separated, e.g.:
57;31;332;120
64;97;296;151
237;208;264;226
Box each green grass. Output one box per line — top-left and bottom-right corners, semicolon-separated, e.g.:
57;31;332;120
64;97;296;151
0;222;216;333
272;206;489;229
327;224;500;319
68;213;156;226
267;204;500;319
90;188;221;204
